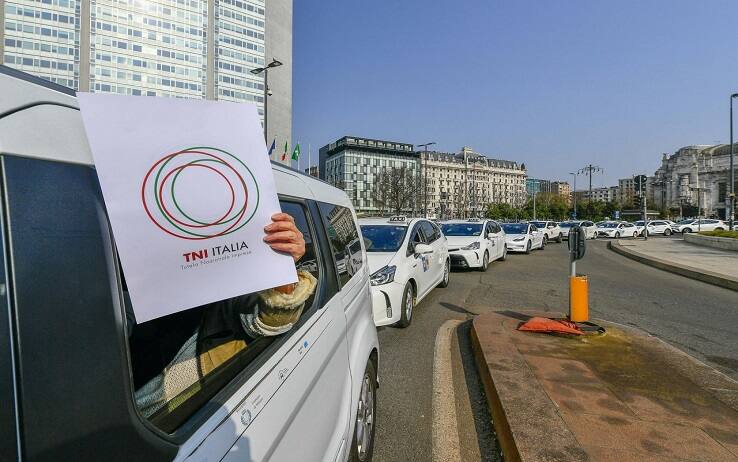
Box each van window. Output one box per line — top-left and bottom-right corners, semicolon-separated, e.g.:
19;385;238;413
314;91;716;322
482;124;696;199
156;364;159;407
318;202;362;287
127;199;322;433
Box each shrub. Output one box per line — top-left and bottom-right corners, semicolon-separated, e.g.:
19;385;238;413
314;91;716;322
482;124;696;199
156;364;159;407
698;230;738;239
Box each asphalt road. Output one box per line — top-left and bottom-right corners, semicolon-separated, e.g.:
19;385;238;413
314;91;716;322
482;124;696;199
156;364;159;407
372;236;738;462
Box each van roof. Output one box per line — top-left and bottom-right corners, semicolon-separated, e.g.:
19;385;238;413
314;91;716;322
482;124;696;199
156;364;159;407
0;65;351;208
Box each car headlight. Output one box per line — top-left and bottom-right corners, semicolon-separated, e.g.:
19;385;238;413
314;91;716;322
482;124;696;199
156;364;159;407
513;237;525;242
370;265;396;286
462;241;480;250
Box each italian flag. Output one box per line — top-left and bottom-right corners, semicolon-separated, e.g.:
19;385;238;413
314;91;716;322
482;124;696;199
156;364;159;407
281;141;289;161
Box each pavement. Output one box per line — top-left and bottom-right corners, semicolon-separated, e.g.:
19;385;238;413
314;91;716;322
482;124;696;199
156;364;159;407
609;237;738;291
373;240;738;462
471;310;738;462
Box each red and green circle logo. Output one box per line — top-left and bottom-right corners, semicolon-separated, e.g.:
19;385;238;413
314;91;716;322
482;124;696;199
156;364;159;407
141;146;260;240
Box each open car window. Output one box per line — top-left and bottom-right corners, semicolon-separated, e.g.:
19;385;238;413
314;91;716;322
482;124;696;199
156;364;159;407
125;199;322;434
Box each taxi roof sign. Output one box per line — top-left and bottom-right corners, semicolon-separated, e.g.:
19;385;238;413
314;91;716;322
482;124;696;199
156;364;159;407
467;218;481;222
388;216;407;222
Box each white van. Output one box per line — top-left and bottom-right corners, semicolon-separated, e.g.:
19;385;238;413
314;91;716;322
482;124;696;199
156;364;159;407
0;65;379;462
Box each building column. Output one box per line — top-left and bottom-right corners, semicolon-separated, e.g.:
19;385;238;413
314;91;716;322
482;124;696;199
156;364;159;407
79;0;91;91
206;0;216;100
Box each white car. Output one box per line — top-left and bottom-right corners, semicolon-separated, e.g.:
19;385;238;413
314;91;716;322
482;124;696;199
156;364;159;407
501;222;545;253
673;219;729;233
440;219;507;271
530;220;563;243
359;216;450;328
640;220;676;236
596;221;639;238
0;67;380;462
559;220;598;240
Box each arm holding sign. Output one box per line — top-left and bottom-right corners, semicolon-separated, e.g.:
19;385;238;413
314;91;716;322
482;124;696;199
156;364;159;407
134;213;317;418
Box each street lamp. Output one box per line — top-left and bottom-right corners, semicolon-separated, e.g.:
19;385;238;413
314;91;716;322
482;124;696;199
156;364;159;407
417;142;436;218
569;172;578;219
250;58;283;142
730;93;738;230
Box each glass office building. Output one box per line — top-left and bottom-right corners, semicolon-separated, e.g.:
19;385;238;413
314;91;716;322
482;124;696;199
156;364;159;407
2;0;274;110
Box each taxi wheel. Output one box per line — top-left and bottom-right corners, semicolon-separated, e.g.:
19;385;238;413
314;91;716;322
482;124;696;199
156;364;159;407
479;251;489;272
664;228;672;236
396;283;414;328
540;238;546;250
556;233;562;243
615;231;620;238
525;241;532;254
349;359;377;462
438;259;450;287
500;246;507;261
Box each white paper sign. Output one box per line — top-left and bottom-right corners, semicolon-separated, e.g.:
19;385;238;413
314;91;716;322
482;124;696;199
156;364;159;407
78;94;298;323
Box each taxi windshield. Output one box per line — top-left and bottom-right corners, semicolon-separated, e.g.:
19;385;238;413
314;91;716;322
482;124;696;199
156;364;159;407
530;221;547;228
501;223;527;234
360;225;408;252
559;222;577;228
440;223;483;236
600;223;619;228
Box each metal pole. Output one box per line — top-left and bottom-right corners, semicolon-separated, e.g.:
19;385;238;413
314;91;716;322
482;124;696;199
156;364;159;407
424;148;428;218
643;176;648;240
263;68;268;142
730;94;736;229
533;190;536;220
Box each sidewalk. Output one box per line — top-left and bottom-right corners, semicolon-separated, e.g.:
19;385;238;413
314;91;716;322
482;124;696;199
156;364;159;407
471;310;738;462
609;238;738;291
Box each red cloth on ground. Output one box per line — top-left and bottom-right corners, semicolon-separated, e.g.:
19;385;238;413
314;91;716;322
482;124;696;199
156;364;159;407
517;317;583;335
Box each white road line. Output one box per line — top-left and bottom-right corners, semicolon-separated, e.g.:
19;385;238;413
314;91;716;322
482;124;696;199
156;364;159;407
432;319;464;462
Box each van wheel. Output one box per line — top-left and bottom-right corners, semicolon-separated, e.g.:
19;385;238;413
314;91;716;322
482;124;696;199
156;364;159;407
349;360;377;462
438;260;450;287
396;283;414;328
479;251;489;272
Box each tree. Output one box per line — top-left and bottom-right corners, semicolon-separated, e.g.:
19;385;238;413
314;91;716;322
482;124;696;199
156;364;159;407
370;166;421;214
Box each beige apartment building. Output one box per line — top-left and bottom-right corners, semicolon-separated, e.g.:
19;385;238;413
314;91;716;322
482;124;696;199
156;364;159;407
421;146;527;218
551;181;571;203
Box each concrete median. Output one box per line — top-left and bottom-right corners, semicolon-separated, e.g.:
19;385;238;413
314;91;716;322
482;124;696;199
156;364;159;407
471;310;738;462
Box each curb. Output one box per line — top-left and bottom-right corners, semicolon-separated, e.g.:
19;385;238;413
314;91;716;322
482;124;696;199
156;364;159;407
608;240;738;292
431;319;464;462
470;325;522;462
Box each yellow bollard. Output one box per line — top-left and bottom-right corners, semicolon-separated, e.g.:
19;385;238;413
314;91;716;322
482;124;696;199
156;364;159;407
569;275;589;322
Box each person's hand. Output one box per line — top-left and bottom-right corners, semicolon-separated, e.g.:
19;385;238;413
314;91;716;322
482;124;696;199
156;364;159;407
263;212;306;263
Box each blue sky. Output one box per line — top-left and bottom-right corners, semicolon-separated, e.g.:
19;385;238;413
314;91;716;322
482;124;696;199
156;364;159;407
292;0;738;188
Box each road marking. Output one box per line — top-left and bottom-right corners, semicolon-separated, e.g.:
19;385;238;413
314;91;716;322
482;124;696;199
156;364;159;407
432;319;464;462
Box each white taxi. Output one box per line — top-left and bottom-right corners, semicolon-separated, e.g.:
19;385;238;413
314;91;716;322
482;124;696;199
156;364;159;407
359;216;450;328
440;219;507;271
501;222;545;253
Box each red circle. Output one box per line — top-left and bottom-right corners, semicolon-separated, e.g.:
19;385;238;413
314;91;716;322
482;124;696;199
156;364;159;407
141;149;251;240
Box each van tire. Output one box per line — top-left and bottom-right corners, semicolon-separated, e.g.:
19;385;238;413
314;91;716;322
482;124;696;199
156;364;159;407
396;283;414;328
349;360;377;462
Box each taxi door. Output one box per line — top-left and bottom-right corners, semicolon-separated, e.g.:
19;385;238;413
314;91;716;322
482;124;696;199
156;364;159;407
420;221;444;288
408;223;433;298
486;222;503;259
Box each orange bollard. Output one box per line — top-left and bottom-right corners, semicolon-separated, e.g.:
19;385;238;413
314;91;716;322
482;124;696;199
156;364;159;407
569;275;589;322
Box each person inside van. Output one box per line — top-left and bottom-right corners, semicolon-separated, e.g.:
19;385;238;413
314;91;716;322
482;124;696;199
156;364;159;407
133;212;317;417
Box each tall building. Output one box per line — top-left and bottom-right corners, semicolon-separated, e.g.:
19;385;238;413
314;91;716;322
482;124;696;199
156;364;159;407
1;0;292;159
319;136;419;214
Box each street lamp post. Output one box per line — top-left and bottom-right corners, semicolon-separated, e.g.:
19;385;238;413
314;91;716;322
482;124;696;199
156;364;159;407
250;58;283;142
569;172;578;219
730;93;738;230
417;142;436;218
